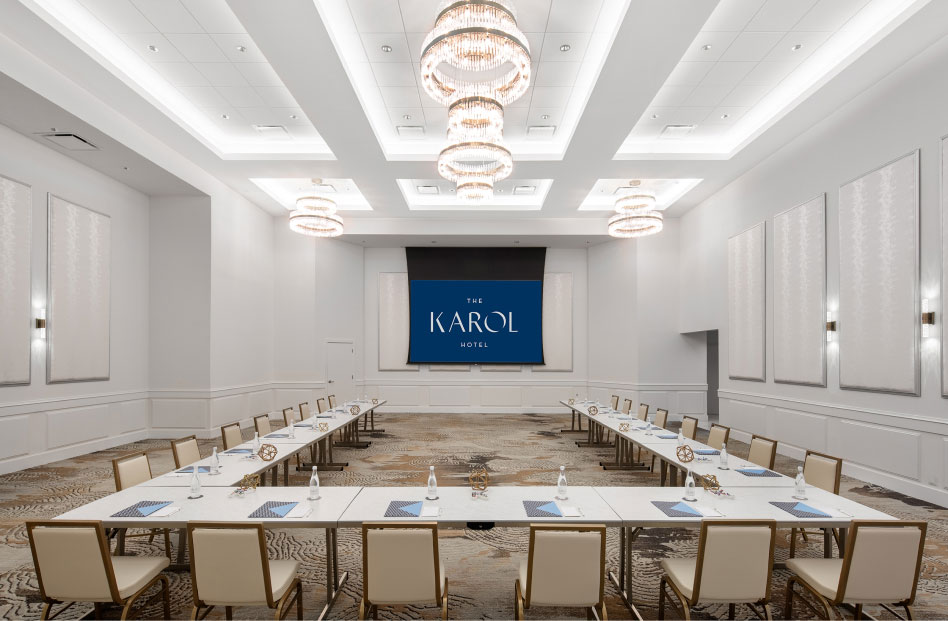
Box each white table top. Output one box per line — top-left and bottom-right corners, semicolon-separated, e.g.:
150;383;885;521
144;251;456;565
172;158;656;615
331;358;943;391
337;486;623;528
594;485;894;528
54;485;363;529
140;441;308;487
264;399;385;443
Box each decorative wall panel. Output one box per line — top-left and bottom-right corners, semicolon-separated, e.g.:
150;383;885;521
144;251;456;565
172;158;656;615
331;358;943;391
727;222;766;381
378;272;416;371
0;175;31;386
943;136;948;397
838;150;919;395
47;195;111;383
534;272;573;371
773;195;826;386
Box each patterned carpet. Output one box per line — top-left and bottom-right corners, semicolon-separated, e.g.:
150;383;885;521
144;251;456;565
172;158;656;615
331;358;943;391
1;412;946;620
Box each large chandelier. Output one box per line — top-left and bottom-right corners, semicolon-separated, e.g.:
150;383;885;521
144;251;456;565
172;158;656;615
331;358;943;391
608;190;663;238
289;195;343;238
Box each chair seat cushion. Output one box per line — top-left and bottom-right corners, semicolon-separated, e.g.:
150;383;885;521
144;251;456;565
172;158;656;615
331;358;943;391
518;560;599;607
660;558;696;600
112;556;170;599
269;560;300;601
372;563;444;605
786;558;842;599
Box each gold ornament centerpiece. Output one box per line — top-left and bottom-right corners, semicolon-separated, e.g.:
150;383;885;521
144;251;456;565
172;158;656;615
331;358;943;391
676;444;695;463
239;473;261;492
469;466;490;492
588;405;599;416
372;398;379;405
700;474;721;491
257;443;278;462
349;404;361;416
567;398;575;405
318;422;330;432
618;422;630;432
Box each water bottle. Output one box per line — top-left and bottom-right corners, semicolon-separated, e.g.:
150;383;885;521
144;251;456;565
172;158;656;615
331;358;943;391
252;432;260;454
288;421;295;438
645;414;653;436
556;465;568;500
684;470;697;502
209;446;220;475
426;466;438;500
718;443;729;470
794;466;807;500
312;411;319;430
308;466;321;500
189;470;203;499
677;429;684;446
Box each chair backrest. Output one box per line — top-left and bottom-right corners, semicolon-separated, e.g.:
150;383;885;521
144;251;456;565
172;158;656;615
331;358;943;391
27;521;118;604
637;403;649;421
282;407;297;427
803;450;842;494
680;416;699;440
299;401;311;419
622;399;632;414
610;395;619;410
838;521;926;605
328;395;337;409
525;524;605;607
362;523;441;604
253;414;271;436
316;398;328;414
189;523;273;607
171;435;201;468
748;435;777;469
112;452;152;491
220;423;242;451
654;408;669;429
692;520;776;604
706;424;730;450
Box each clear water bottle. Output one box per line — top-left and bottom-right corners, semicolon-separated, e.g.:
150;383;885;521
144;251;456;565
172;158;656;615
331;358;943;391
188;470;203;499
209;446;220;475
645;414;653;436
312;411;319;430
426;465;438;500
308;466;321;500
677;429;684;446
794;466;807;500
288;421;295;438
252;432;260;454
684;470;697;502
718;443;729;470
556;465;568;500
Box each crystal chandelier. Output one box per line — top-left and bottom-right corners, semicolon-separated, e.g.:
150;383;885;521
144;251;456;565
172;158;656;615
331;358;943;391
608;190;663;238
289;195;344;238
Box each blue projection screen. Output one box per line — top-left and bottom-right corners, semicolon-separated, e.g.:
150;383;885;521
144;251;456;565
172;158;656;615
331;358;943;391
408;280;543;364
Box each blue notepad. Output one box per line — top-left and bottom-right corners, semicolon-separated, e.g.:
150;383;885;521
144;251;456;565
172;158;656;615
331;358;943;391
384;500;424;518
737;468;781;478
249;501;299;519
652;500;704;518
111;501;172;518
657;434;678;439
522;500;562;518
265;433;289;438
695;449;720;455
224;448;253;454
294;423;312;428
770;501;831;518
176;465;212;474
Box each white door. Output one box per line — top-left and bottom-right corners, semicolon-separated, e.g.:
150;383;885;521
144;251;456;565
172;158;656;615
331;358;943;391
326;341;355;401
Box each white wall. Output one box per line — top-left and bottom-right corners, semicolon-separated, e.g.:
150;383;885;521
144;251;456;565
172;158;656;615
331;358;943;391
0;124;150;473
679;35;948;506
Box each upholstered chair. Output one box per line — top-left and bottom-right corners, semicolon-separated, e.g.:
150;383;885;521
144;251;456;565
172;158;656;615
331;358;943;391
316;398;328;414
789;450;844;558
111;452;172;559
328;394;337;409
680;416;699;441
654;409;669;429
170;435;201;469
622;399;633;415
515;524;607;620
27;520;171;620
360;523;447;620
610;395;620;410
253;414;272;436
747;435;778;469
282;407;298;428
188;523;303;620
637;403;649;421
785;521;926;620
659;520;777;620
706;424;731;451
221;423;243;451
298;401;311;420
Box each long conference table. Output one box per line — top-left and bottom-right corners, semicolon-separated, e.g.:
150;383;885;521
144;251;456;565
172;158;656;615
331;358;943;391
52;399;894;621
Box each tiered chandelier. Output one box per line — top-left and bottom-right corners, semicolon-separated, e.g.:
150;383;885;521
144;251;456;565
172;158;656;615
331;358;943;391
608;190;664;238
289;192;343;238
421;0;531;201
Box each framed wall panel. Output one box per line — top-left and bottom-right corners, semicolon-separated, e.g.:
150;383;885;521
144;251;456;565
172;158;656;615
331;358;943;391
47;194;111;383
942;136;948;397
533;272;573;371
0;174;32;386
773;194;826;386
838;150;919;395
378;272;417;371
727;222;766;381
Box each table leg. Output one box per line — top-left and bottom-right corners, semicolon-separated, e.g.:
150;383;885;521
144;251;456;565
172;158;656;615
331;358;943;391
660;460;668;486
608;526;644;621
116;529;127;556
176;528;187;566
318;528;348;621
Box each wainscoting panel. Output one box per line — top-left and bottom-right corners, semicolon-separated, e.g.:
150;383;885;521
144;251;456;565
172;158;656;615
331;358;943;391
151;398;208;430
773;195;826;386
115;399;149;435
678;391;707;415
377;385;427;406
829;419;920;480
727;222;766;381
0;415;29;460
478;385;522;406
771;407;827;452
0;174;32;386
429;385;471;406
721;398;767;436
209;389;273;428
47;404;109;448
838;150;920;395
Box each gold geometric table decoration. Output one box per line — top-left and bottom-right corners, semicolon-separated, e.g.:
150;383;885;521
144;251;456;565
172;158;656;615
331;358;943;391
699;474;721;491
318;422;330;432
239;473;261;492
258;443;278;462
469;466;489;491
618;422;630;432
350;404;361;416
675;444;695;463
588;405;599;416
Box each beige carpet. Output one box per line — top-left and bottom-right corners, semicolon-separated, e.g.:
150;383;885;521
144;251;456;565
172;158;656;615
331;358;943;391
1;412;946;619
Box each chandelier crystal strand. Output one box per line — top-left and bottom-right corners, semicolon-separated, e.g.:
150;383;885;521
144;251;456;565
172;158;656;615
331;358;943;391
447;96;504;142
614;192;657;214
289;195;344;238
607;210;664;238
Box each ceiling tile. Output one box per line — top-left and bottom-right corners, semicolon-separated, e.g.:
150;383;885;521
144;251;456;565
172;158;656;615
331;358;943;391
217;85;266;108
719;82;772;107
524;32;545;59
388;107;424;127
361;32;412;62
237;107;281;125
529;86;571;108
180;0;246;33
506;84;534;108
210;34;267;62
539;33;590;62
682;85;732;107
380;86;422;108
153;62;210;87
681;31;739;62
741;60;796;86
663;61;714;87
533;61;581;87
166;33;228;62
650;85;696;107
418;86;442;108
256;86;299;107
120;33;185;62
794;0;870;31
349;0;404;33
175;85;228;107
700;0;767;31
765;31;832;62
130;0;203;33
699;61;756;87
719;31;783;61
421;107;447;128
547;0;603;32
526;107;560;126
193;62;248;86
235;63;284;87
404;32;427;60
745;0;820;31
78;0;155;33
398;0;437;33
277;108;311;126
372;62;418;87
709;106;748;123
663;107;714;125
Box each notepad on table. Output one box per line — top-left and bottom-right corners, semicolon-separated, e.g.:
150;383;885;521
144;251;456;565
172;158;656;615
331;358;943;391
265;433;289;438
176;465;212;474
651;500;704;518
695;449;720;455
770;501;832;518
111;501;173;518
736;467;781;478
224;448;253;454
657;434;678;439
249;501;304;519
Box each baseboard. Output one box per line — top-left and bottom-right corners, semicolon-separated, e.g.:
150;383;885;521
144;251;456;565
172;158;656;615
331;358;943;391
0;429;149;475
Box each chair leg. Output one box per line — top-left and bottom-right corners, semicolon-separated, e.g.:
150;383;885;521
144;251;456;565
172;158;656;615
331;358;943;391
784;576;797;618
515;579;525;621
587;607;595;620
728;602;735;619
40;603;52;620
442;577;449;620
789;527;797;558
163;529;172;560
597;602;608;620
359;598;368;620
190;606;201;620
225;605;233;620
658;577;667;620
854;604;863;619
904;604;915;620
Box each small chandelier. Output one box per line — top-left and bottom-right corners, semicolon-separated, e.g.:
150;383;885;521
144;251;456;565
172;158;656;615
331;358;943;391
289;195;343;238
437;140;512;201
608;190;663;238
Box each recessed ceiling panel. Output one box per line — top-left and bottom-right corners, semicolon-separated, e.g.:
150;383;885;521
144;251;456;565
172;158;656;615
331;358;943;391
579;179;703;211
398;178;552;210
250;178;372;211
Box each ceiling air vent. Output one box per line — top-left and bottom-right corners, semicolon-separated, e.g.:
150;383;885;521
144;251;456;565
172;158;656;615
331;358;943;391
38;132;99;151
513;185;536;195
253;124;289;138
397;126;425;138
526;125;555;138
416;185;440;195
660;124;696;138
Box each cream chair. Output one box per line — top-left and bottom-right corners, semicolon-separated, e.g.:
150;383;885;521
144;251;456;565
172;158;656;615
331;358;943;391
328;394;337;409
516;524;607;620
298;401;311;420
654;408;669;429
680;416;699;440
622;399;633;415
360;523;448;620
659;520;777;621
789;450;844;558
637;403;649;421
254;414;272;436
747;434;777;469
188;522;303;620
610;395;620;410
706;424;730;450
221;423;243;450
785;521;926;620
111;452;171;558
282;407;298;428
316;398;328;414
27;520;171;620
170;435;201;469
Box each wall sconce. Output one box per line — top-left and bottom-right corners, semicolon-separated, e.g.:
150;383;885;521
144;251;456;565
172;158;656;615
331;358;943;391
35;308;47;340
921;299;935;338
826;311;837;342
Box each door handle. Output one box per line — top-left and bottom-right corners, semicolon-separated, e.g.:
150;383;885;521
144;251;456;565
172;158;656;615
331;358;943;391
328;379;334;383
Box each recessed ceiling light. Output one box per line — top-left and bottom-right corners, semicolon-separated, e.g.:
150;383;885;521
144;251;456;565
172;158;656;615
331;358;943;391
721;113;730;119
289;114;298;119
147;45;158;52
650;114;659;119
220;113;229;119
381;45;393;53
540;114;550;120
791;44;803;51
122;166;129;171
402;114;412;120
235;45;247;52
701;44;712;51
559;44;571;52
